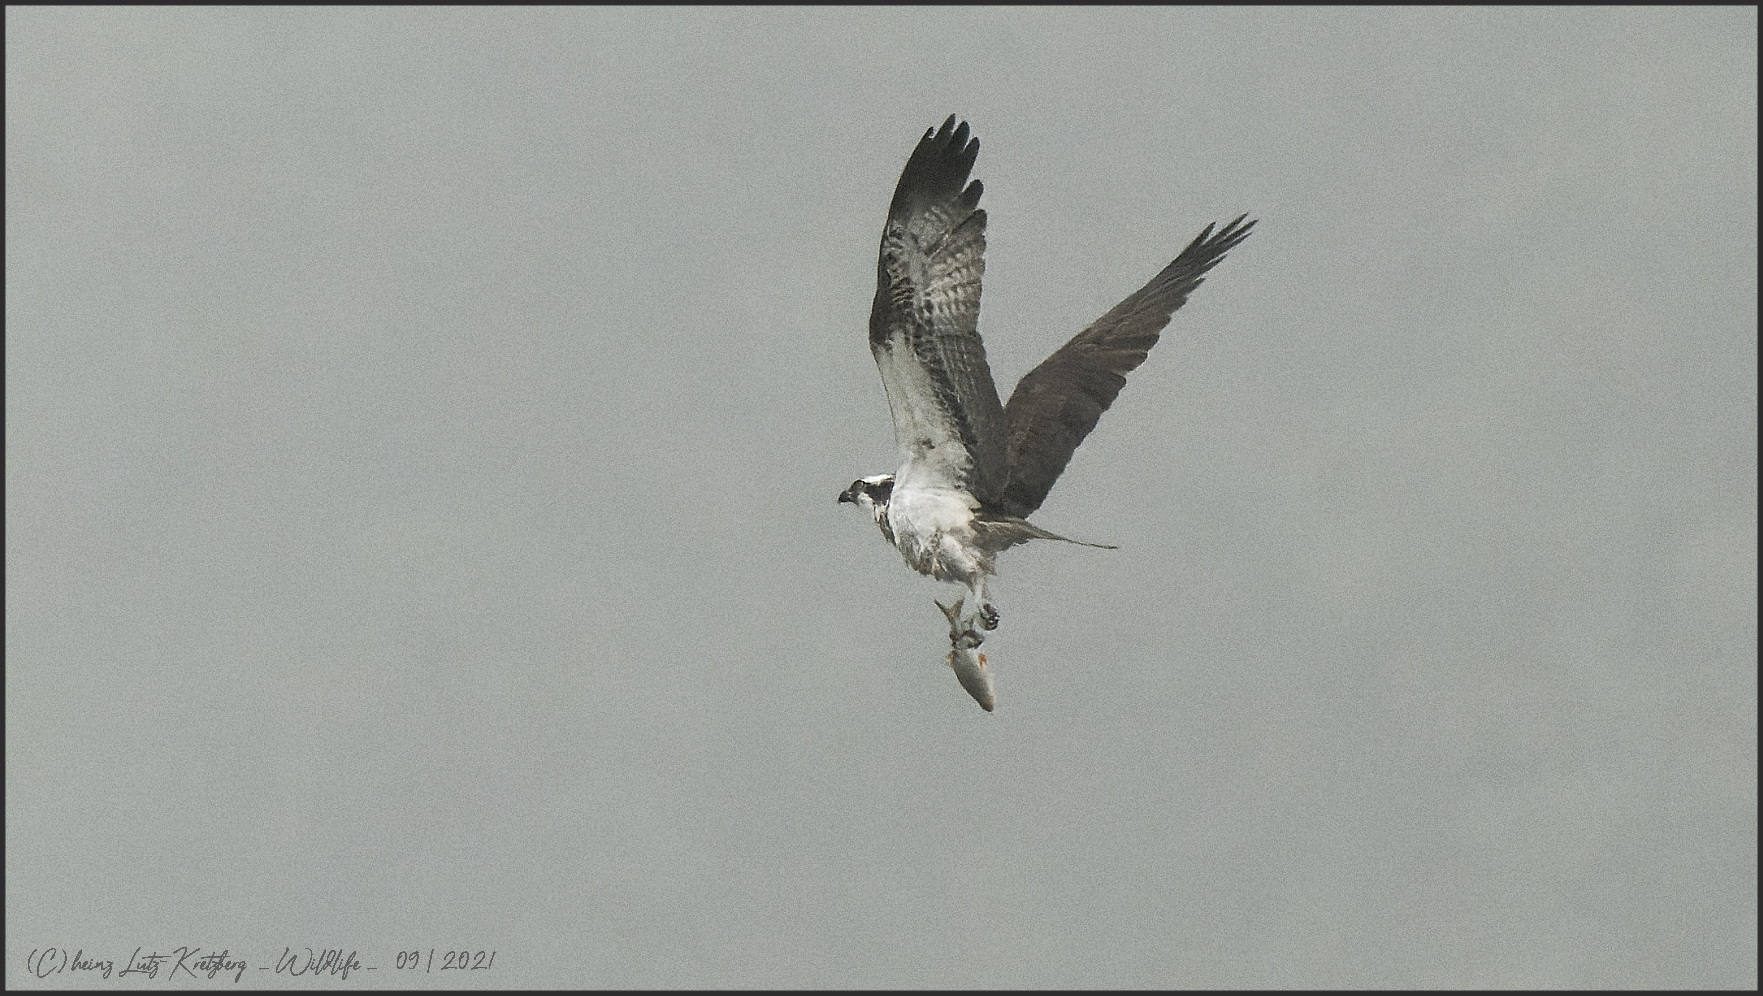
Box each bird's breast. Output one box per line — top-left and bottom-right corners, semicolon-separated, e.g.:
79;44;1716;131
886;486;979;579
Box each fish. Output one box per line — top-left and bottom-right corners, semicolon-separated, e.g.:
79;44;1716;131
936;598;996;712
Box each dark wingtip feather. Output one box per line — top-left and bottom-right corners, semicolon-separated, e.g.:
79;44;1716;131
890;117;983;214
1211;214;1257;251
1174;213;1257;283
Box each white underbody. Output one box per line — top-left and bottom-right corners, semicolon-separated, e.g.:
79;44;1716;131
886;483;989;589
870;339;997;597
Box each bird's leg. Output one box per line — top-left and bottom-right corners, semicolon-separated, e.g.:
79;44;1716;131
971;579;1000;630
935;598;986;650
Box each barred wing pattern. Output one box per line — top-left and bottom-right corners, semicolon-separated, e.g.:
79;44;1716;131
868;116;1007;499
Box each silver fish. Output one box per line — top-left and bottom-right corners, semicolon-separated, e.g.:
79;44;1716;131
936;598;996;712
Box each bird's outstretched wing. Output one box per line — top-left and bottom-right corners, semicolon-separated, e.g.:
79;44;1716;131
993;215;1256;517
869;116;1007;498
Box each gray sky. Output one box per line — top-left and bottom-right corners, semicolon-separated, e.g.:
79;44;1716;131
6;7;1756;989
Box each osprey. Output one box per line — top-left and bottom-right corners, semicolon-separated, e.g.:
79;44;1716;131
839;115;1254;710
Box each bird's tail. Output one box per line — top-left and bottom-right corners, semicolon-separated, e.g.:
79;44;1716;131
974;514;1117;551
1042;529;1117;550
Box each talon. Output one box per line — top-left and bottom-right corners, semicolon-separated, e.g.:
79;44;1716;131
979;603;1000;630
937;599;985;648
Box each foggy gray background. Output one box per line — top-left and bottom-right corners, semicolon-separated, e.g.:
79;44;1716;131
7;7;1755;989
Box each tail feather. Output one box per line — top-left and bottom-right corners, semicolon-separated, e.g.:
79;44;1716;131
974;514;1117;552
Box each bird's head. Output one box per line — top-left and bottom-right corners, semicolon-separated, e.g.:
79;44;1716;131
837;474;894;517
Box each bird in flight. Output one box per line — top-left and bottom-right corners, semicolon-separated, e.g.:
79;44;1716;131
839;115;1254;711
